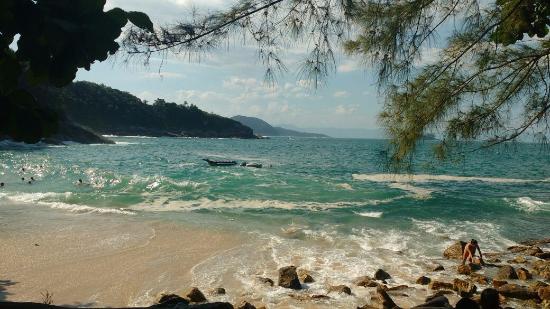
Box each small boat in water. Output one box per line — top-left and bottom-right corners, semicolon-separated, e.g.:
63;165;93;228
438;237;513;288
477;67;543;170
203;158;237;166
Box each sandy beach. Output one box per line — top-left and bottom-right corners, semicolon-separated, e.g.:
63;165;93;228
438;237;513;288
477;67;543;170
0;203;242;307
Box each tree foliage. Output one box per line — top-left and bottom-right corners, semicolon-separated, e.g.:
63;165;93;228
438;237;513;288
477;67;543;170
0;0;153;143
124;0;550;166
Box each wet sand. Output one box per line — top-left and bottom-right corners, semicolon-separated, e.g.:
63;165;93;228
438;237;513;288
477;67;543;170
0;204;242;307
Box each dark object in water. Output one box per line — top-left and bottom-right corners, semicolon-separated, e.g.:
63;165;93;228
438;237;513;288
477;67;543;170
203;159;237;166
240;162;263;168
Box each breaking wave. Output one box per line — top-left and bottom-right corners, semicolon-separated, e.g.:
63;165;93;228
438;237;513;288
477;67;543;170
352;173;547;183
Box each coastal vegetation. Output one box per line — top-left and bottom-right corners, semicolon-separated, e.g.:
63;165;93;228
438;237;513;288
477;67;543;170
231;115;328;137
123;0;550;164
33;82;255;139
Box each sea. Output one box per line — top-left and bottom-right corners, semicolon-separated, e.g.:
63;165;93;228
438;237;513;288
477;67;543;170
0;136;549;307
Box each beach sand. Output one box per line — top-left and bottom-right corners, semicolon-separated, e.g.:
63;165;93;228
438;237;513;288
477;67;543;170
0;204;242;307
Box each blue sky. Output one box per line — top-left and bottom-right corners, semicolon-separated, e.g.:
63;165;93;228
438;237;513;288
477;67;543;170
75;0;416;130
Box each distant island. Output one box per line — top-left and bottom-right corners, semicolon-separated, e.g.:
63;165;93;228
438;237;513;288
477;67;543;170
27;82;255;143
231;115;329;138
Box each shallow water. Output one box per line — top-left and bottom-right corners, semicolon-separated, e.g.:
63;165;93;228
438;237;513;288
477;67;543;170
0;137;549;307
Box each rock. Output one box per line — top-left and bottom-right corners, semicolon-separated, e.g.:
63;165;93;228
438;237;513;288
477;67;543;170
376;286;401;309
532;260;550;279
328;285;352;295
457;264;472;275
357;304;378;309
443;241;466;259
185;287;207;303
156;293;189;306
539;286;550;300
289;293;331;301
415;276;431;285
236;301;255;309
453;278;477;297
497;284;540;300
513;256;527;263
374;269;392;280
529;281;548;292
297;269;315;283
517;267;532;280
520;238;550;246
189;303;234;309
495;265;518;280
387;285;409;291
470;273;489;285
257;277;274;287
493;280;508;288
432;264;445;272
535;252;550;260
354;276;379;287
526;247;543;256
429;280;454;291
412;295;450;308
210;288;226;295
278;266;301;290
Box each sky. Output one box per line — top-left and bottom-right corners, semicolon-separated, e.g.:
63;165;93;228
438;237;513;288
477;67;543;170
75;0;391;131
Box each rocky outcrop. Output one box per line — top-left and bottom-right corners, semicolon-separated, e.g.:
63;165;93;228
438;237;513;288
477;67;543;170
156;293;189;307
297;269;314;283
411;295;451;308
539;286;550;301
493;280;508;288
328;285;352;295
278;266;302;290
354;276;379;287
257;277;274;287
532;260;550;279
374;269;392;281
185;287;207;303
453;278;477;297
428;281;454;291
432;264;445;272
470;273;489;285
443;241;466;259
236;301;256;309
415;276;431;285
376;286;401;309
457;264;471;275
517;267;532;280
495;265;518;280
497;284;540;300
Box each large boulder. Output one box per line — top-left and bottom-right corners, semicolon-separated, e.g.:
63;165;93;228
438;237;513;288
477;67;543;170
453;278;477;297
189;303;234;309
156;293;189;306
492;280;508;288
376;286;401;309
354;276;379;287
278;266;302;290
517;267;532;280
297;269;315;283
374;269;392;280
532;260;550;279
443;241;466;259
209;288;226;295
412;295;451;308
535;252;550;259
457;264;472;275
470;273;489;285
432;264;445;272
539;286;550;301
416;276;431;285
429;280;454;291
529;281;549;292
328;285;352;295
185;287;207;303
495;265;518;280
236;301;256;309
497;284;540;300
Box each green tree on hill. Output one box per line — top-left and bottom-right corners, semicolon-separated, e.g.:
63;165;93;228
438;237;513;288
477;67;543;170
0;0;153;143
124;0;549;165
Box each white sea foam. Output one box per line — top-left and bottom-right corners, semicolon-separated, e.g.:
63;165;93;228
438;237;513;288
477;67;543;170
352;173;547;183
131;197;388;212
388;183;433;199
354;211;383;218
505;197;550;212
336;183;354;190
1;192;135;215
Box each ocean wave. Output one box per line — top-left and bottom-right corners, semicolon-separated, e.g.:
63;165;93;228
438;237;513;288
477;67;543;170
354;211;383;218
131;197;387;212
102;135;157;138
388;183;433;199
0;192;134;215
352;173;547;183
505;197;550;212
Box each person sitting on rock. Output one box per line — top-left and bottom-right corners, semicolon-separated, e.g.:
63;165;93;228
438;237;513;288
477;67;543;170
462;239;485;265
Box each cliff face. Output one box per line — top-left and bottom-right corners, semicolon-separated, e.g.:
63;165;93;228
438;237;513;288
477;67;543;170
31;82;255;140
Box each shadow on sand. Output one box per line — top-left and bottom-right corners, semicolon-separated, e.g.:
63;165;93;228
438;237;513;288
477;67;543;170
0;279;16;301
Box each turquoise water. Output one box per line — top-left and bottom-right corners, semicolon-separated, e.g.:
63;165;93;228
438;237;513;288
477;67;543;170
1;137;549;306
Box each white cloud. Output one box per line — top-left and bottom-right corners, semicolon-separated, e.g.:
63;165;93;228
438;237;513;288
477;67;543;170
335;104;359;115
337;60;360;73
333;91;349;98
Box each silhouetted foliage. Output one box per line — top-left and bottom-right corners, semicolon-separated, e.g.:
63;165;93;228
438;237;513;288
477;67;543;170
0;0;153;143
32;82;255;138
